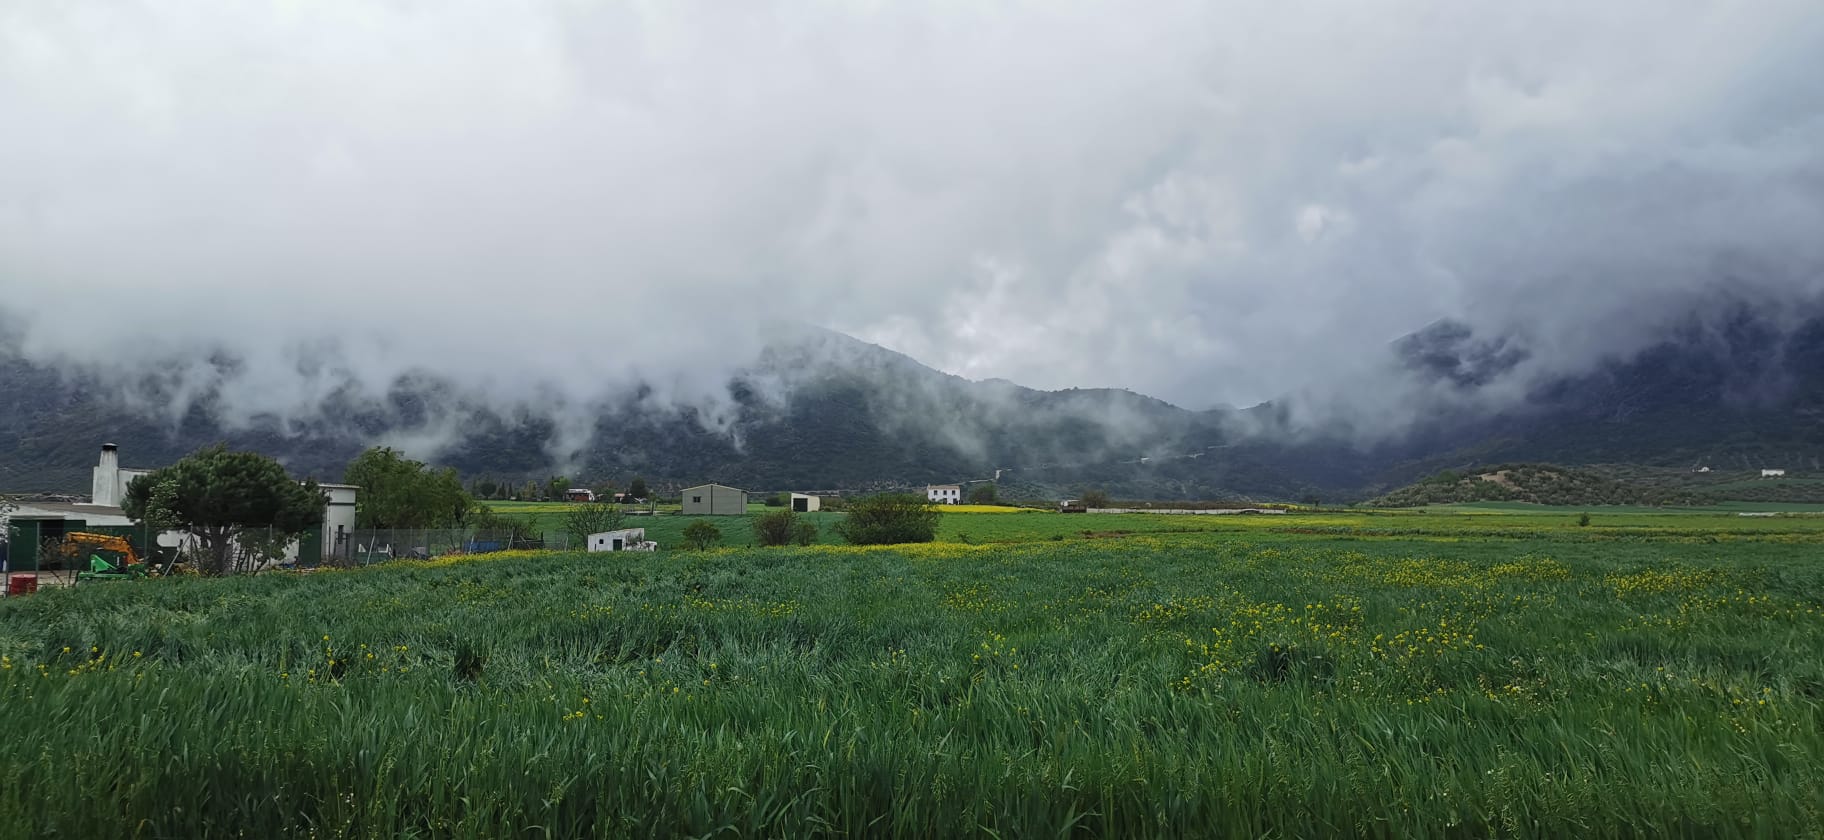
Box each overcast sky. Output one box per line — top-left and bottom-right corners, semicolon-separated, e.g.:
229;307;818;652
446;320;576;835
3;0;1822;423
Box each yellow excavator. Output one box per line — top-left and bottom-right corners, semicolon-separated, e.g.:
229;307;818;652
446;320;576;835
60;533;149;583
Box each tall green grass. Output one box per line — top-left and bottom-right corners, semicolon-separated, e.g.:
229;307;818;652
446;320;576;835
2;526;1821;837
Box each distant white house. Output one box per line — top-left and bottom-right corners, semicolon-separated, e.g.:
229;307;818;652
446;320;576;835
587;528;655;552
789;493;821;513
1762;468;1788;478
926;484;961;504
1696;466;1712;473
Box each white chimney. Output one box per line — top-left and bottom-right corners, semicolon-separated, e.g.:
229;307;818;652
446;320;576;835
92;443;120;507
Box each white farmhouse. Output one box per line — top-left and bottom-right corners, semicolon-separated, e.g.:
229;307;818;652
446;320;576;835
1762;468;1788;478
926;484;961;504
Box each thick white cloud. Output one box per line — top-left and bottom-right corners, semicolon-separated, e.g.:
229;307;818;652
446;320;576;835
2;0;1821;428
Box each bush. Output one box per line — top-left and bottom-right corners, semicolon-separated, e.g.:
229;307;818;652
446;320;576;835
753;510;799;547
1080;489;1110;509
833;493;941;545
680;521;722;551
967;483;997;505
793;520;818;546
764;493;786;508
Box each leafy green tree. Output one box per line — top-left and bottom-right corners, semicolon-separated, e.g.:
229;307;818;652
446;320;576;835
752;509;798;547
833;493;941;545
140;476;184;532
627;477;649;501
122;445;325;575
475;477;499;499
546;476;569;502
1080;489;1110;509
343;447;474;529
967;483;998;505
564;503;627;548
681;521;721;551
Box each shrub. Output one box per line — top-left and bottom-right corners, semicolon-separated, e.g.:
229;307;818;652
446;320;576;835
680;521;722;551
753;510;798;547
793;521;819;546
1081;489;1110;509
833;493;941;545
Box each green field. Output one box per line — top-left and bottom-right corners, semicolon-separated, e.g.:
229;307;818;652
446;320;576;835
3;509;1823;836
490;499;1824;551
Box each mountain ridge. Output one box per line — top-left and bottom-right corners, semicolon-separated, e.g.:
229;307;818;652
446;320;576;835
2;306;1821;500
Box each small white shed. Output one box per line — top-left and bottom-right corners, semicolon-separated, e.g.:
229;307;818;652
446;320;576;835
587;528;655;552
789;493;821;513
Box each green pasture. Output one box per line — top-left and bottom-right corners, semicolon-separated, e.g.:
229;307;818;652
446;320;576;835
486;499;1824;551
3;510;1824;836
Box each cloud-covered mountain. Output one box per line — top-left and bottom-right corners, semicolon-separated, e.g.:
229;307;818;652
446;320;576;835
4;303;1821;501
4;1;1823;433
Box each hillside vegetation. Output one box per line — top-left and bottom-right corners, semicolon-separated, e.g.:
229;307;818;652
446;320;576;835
1368;464;1712;508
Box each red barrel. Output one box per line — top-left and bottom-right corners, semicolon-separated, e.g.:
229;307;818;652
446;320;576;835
6;574;36;596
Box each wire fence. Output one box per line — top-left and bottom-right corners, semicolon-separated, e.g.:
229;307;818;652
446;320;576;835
328;529;573;567
3;525;576;580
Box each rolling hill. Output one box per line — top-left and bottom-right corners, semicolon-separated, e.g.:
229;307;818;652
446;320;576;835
1365;464;1712;508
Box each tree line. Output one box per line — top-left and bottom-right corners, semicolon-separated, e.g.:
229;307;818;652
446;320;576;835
101;444;953;574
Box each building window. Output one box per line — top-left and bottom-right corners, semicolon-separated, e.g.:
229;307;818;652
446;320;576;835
692;496;702;503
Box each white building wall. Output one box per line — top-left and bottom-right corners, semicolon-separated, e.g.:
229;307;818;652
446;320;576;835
321;485;359;561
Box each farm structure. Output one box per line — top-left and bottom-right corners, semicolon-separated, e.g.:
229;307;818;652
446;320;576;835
586;528;655;552
926;484;962;504
4;444;358;571
564;489;597;502
789;493;821;513
1763;469;1788;478
3;501;140;574
681;484;748;515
